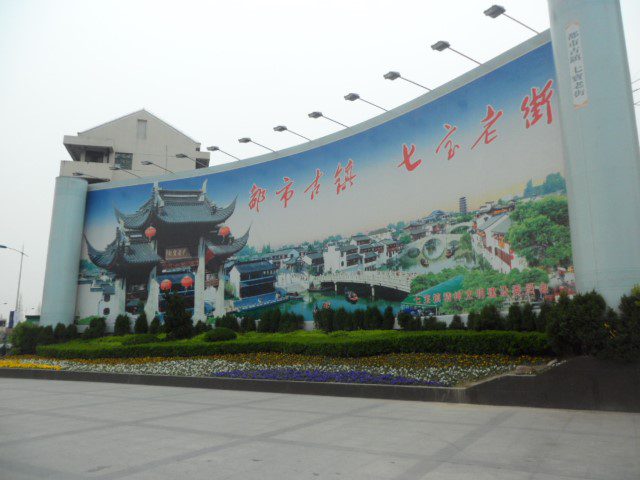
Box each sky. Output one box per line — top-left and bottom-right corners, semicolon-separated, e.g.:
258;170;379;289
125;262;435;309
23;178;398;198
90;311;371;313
0;0;639;319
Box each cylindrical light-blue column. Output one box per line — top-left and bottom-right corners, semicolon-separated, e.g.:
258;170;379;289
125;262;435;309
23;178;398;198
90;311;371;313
40;176;88;326
548;0;640;306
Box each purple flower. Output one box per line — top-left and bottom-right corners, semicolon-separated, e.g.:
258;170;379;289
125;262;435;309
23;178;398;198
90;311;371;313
211;367;443;386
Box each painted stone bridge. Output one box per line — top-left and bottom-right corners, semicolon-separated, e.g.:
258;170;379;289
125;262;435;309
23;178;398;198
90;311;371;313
313;271;416;294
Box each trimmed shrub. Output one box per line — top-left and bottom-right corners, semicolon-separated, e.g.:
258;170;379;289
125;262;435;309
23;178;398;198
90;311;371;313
240;316;256;333
215;313;240;332
163;293;193;340
602;287;640;362
521;303;537;332
114;315;131;336
38;326;55;345
467;310;478;331
84;317;107;339
134;312;149;334
203;327;237;342
423;316;447;330
477;304;504;331
536;302;552;333
120;334;158;345
382;306;395;330
278;311;304;333
37;330;551;359
398;312;421;331
547;291;608;356
193;320;212;335
449;314;465;330
257;309;281;333
10;322;41;354
53;323;67;343
149;316;162;334
505;305;522;331
65;324;79;341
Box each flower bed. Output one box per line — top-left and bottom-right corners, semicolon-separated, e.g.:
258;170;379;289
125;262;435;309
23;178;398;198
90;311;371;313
10;352;550;387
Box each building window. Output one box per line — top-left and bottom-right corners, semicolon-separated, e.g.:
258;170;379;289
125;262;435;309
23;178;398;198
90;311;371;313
85;150;104;163
115;152;133;170
137;119;147;140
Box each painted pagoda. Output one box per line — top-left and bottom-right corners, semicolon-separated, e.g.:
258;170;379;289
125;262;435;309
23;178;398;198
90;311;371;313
86;180;249;321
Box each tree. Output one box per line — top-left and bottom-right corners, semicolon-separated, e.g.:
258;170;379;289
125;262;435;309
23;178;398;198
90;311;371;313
65;324;79;341
467;310;478;330
603;287;640;362
382;306;395;330
398;312;421;331
449;314;465;330
162;293;193;340
134;312;149;334
84;317;107;339
53;323;67;343
521;303;537;331
506;304;523;331
240;316;256;333
149;316;162;334
10;323;42;354
478;304;503;330
216;313;240;332
114;314;131;336
547;292;608;356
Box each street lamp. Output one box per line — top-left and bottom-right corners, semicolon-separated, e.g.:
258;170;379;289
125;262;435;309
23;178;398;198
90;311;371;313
431;40;481;66
238;137;275;152
308;111;349;128
109;166;142;178
273;125;311;141
141;160;174;173
383;71;432;91
175;153;209;168
0;244;27;326
206;146;240;161
344;93;388;112
484;5;539;34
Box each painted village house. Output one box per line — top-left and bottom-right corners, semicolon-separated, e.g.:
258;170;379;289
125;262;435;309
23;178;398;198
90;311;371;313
85;181;248;323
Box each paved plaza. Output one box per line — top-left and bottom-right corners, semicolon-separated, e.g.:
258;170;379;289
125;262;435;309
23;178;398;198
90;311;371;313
0;378;638;480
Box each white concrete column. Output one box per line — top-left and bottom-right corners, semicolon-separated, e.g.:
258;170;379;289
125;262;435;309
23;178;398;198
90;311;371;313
115;277;127;316
548;0;640;306
144;267;159;320
214;264;226;318
193;237;206;321
40;177;88;327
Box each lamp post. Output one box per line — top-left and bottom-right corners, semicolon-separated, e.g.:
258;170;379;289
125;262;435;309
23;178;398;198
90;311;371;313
383;71;432;91
237;137;275;152
308;111;349;128
175;153;209;168
0;244;27;326
484;5;539;34
141;160;174;173
431;40;481;65
109;166;142;178
206;146;240;160
273;125;311;141
343;93;388;112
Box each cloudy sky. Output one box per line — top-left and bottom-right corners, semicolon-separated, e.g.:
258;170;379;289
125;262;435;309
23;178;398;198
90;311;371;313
0;0;639;318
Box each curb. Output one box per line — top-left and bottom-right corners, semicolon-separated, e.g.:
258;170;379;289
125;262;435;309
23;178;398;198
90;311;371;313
0;368;469;403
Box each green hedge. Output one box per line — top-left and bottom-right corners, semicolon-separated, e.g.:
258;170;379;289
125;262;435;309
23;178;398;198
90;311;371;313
36;330;550;359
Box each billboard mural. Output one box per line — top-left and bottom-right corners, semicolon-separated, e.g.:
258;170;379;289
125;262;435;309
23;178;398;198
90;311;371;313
77;40;574;324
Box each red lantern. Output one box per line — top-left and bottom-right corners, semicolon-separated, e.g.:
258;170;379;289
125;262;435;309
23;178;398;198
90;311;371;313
219;226;230;238
160;279;172;291
145;226;157;240
181;276;194;289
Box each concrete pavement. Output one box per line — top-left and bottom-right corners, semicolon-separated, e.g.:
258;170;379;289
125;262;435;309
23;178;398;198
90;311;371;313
0;378;638;479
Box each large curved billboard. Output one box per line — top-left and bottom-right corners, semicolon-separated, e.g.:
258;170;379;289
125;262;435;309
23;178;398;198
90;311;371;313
77;34;574;324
